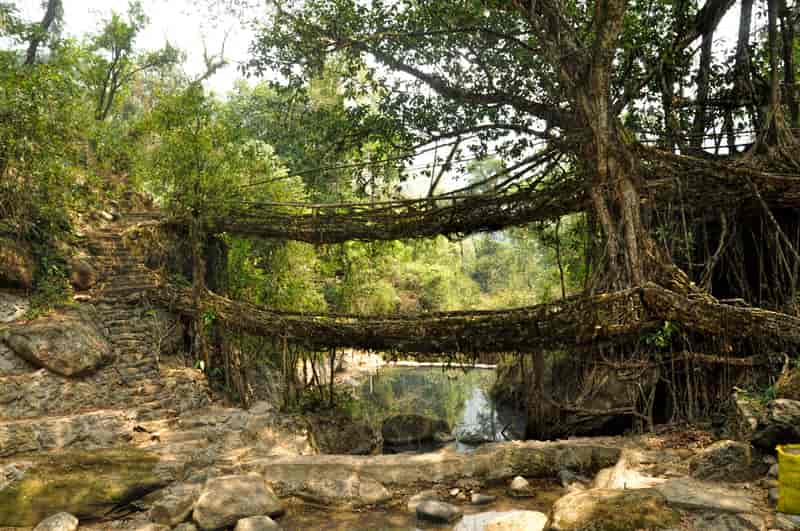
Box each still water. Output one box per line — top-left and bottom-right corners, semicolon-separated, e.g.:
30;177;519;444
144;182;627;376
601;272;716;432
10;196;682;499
349;366;526;451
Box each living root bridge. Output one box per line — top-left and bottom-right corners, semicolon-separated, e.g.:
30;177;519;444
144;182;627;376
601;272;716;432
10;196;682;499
206;180;585;244
149;282;800;354
150;149;800;245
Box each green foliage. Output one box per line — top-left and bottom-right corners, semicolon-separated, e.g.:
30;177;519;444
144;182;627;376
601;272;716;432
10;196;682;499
643;321;678;350
27;252;72;318
83;1;182;122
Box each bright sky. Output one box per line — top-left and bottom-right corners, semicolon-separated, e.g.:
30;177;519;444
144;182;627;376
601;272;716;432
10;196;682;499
14;0;259;94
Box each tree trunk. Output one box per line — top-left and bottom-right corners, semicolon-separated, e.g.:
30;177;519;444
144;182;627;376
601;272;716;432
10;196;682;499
190;218;209;371
778;0;798;129
691;30;715;152
735;0;761;131
24;0;61;66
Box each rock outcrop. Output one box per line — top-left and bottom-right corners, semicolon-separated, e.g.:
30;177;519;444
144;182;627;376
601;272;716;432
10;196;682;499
381;414;450;446
0;449;170;527
1;305;112;377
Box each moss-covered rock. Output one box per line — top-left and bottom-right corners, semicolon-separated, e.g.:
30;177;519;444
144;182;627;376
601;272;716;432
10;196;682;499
0;237;35;289
549;488;680;531
0;449;170;527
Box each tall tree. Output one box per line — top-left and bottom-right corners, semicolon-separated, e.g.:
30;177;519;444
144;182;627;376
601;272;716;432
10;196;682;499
250;0;739;290
24;0;62;65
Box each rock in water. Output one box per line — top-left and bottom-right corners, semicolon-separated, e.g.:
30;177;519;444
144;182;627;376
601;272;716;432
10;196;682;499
173;524;199;531
549;488;680;531
234;516;281;530
407;490;438;512
0;449;169;527
193;475;283;530
508;476;534;497
33;513;78;531
485;511;547;531
689;440;753;482
1;306;112;377
470;493;496;505
381;414;450;445
416;500;463;524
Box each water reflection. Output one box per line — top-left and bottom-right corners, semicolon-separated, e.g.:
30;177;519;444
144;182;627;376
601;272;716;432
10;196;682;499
350;367;525;451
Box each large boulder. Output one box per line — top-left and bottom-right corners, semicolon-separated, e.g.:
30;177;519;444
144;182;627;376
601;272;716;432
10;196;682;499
0;449;170;527
381;414;450;446
0;237;35;289
1;306;112;377
751;399;800;450
549;488;680;530
689;440;753;482
193;475;283;530
309;414;381;455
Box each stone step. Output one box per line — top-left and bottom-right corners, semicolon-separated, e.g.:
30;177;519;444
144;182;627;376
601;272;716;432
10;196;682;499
0;409;135;456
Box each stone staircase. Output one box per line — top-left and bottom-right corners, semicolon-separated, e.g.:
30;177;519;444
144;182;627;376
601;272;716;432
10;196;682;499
0;210;211;461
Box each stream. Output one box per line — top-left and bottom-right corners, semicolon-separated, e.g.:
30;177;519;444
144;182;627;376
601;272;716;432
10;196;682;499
347;365;527;452
278;480;564;530
274;366;544;530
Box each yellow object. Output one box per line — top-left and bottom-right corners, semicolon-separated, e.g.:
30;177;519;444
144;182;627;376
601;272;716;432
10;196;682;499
778;444;800;514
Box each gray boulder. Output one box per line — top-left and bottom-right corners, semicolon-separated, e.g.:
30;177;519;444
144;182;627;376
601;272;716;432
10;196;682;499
193;475;283;530
234;516;281;531
1;306;112;377
382;414;450;445
33;513;78;531
416;500;463;524
689;440;752;482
